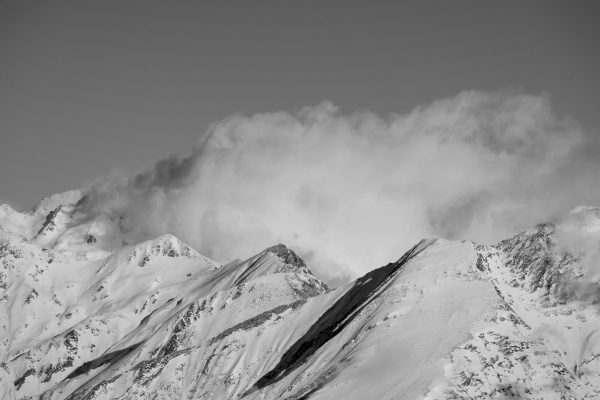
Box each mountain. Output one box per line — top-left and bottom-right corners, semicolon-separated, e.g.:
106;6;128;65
0;192;599;399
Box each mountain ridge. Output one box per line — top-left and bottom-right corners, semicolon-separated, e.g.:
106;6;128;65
1;192;599;399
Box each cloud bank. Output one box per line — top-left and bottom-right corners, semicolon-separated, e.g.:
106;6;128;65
78;90;600;284
553;207;600;305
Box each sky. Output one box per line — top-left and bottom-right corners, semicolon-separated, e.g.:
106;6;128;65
1;1;600;282
1;1;599;209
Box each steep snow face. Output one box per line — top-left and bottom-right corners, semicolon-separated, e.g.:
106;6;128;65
2;233;219;397
243;239;494;400
0;201;328;399
31;191;83;217
0;190;82;241
486;213;600;399
1;189;157;261
1;196;600;400
426;209;600;399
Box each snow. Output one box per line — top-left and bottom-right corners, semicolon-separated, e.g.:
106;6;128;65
1;194;599;399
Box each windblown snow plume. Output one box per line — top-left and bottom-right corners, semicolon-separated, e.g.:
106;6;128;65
553;207;600;304
77;90;600;282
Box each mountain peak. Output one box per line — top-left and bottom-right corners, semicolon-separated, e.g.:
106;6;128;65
226;243;317;287
124;233;219;268
264;243;307;269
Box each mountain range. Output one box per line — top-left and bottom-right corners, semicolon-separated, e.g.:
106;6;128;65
1;190;599;399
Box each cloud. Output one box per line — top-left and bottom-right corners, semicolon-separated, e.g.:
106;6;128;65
553;207;600;306
76;90;600;284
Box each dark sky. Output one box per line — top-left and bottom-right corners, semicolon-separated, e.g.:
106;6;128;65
1;1;599;209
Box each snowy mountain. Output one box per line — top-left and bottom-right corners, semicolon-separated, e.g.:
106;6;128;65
1;191;599;399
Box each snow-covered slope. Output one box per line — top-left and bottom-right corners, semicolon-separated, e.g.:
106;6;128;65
1;193;599;399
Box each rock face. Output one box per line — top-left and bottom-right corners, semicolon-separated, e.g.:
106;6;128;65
0;192;599;399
